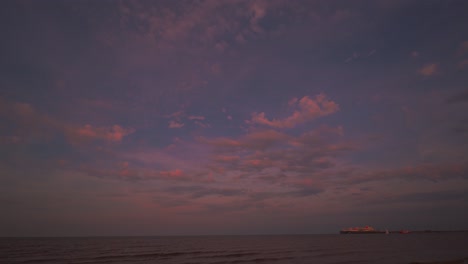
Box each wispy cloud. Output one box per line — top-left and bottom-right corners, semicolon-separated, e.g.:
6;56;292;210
341;162;468;186
247;94;339;129
68;124;135;143
200;124;352;181
169;120;184;128
418;63;438;76
0;99;134;145
188;115;205;120
345;49;376;63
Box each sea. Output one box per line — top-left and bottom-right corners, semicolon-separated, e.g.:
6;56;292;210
1;233;468;264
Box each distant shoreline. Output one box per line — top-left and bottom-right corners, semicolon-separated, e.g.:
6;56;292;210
409;257;468;264
2;231;468;238
399;230;468;233
340;230;468;234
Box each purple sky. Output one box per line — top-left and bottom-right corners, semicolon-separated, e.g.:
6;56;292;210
1;0;468;236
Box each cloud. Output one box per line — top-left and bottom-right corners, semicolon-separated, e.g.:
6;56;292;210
166;185;245;199
242;130;290;149
342;162;468;186
0;101;57;140
188;115;205;120
80;163;191;182
166;112;210;128
214;155;240;163
194;120;210;128
165;111;185;119
418;63;438;76
114;0;292;52
1;99;135;145
182;115;209;128
200;125;351;181
69;124;135;143
122;139;211;170
247;94;339;129
159;169;185;179
345;52;359;63
378;189;468;205
168;120;185;128
344;49;375;63
290;125;344;146
200;129;289;151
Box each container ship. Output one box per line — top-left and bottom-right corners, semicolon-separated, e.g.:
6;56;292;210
340;225;385;234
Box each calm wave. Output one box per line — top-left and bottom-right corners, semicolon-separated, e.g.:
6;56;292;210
1;233;468;264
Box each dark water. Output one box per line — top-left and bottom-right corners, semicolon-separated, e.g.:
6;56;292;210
1;233;468;264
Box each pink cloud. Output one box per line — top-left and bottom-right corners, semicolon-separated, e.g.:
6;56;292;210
114;0;295;55
166;112;209;128
194;120;210;128
341;162;468;186
288;97;298;106
79;161;194;182
418;63;438;76
242;158;272;168
12;102;35;117
200;124;352;179
290;125;344;147
214;155;240;163
188;115;205;120
201;129;289;151
200;137;241;148
159;169;184;179
1;99;135;145
242;129;289;149
249;1;267;33
1;101;60;141
248;94;339;129
168;120;184;128
120;139;213;178
305;125;344;137
69;124;135;143
166;111;184;119
6;102;55;129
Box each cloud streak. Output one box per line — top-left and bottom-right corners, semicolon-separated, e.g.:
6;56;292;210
1;99;134;145
247;94;339;129
418;63;438;76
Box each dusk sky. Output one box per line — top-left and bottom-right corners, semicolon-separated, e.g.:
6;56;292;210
1;0;468;237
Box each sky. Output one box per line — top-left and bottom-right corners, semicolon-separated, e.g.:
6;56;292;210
1;0;468;237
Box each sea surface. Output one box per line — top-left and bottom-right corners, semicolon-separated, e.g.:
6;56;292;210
1;233;468;264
